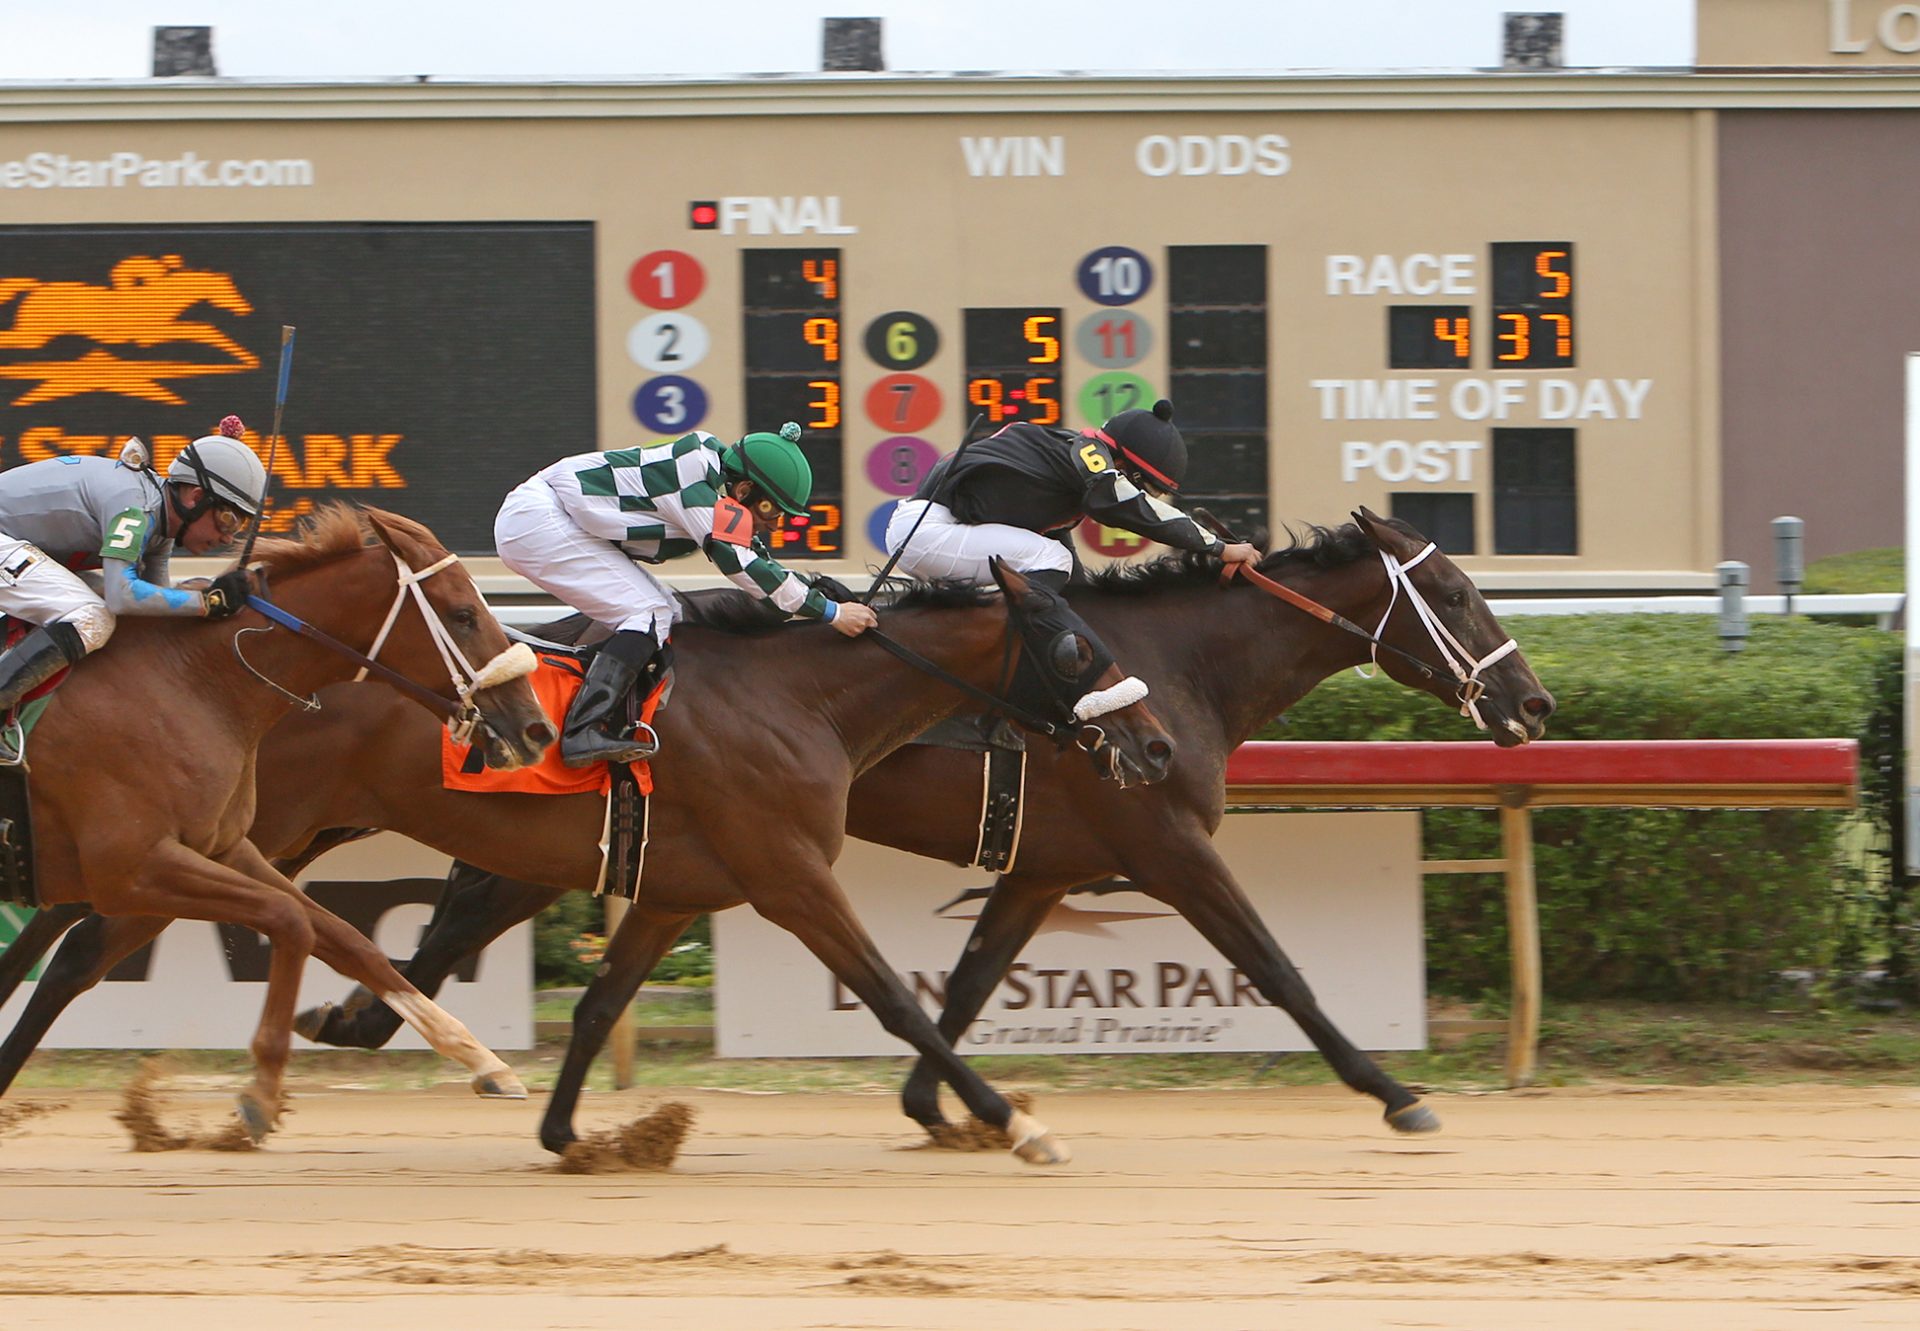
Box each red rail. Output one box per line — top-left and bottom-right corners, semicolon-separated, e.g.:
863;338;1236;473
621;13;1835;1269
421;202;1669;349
1224;739;1858;809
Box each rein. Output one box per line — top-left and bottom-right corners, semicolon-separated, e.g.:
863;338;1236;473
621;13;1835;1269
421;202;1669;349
233;548;536;741
863;628;1063;739
1225;545;1518;730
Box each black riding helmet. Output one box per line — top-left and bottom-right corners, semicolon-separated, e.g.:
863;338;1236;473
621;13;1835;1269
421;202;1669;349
1102;399;1187;494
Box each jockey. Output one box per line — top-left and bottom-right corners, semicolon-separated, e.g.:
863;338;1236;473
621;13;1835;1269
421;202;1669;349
883;399;1260;706
495;421;879;768
0;415;266;717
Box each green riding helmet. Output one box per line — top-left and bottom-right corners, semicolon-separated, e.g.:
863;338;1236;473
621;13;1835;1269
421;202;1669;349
724;420;813;516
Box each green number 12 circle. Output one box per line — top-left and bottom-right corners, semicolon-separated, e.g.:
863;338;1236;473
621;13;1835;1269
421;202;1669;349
1078;371;1156;425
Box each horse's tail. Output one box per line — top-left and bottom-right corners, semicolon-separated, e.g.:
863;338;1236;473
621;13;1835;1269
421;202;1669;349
0;278;35;309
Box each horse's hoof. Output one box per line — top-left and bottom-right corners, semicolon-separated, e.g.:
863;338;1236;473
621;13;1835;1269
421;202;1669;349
292;1002;332;1042
1006;1110;1072;1166
540;1126;578;1156
472;1068;528;1100
1385;1100;1442;1134
235;1093;277;1144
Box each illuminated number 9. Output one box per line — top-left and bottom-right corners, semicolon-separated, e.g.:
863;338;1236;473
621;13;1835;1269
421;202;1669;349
1078;442;1108;473
887;321;917;363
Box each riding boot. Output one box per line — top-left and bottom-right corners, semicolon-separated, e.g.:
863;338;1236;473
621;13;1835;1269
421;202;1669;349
0;622;85;716
559;629;661;768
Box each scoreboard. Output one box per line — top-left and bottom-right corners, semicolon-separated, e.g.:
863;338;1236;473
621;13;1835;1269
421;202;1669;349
0;78;1710;583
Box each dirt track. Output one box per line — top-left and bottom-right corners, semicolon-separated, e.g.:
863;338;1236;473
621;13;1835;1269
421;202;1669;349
3;1082;1919;1329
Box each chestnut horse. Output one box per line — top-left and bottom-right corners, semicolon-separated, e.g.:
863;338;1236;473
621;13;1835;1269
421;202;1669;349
3;509;1549;1147
5;504;554;1138
0;562;1173;1165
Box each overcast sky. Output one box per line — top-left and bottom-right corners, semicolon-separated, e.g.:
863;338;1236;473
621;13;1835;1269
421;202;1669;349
0;1;1693;82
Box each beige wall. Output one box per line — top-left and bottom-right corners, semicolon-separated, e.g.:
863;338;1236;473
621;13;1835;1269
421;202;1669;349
1700;0;1920;68
0;82;1717;586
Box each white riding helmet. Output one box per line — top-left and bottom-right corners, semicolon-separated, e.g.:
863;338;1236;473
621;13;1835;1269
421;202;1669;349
168;433;268;516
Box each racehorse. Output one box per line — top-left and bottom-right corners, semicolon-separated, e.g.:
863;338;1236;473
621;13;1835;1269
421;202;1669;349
2;503;555;1139
2;508;1549;1145
0;561;1174;1165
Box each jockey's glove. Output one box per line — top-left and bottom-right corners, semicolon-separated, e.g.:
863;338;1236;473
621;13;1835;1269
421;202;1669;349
203;568;255;620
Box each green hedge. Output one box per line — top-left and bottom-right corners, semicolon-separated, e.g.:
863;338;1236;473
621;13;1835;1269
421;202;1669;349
1264;614;1904;1003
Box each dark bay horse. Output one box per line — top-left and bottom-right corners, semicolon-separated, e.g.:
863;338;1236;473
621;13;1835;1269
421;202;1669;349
9;504;554;1138
4;508;1548;1146
0;563;1174;1165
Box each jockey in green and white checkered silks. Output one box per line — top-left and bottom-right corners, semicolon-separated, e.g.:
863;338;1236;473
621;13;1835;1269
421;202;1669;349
494;422;877;768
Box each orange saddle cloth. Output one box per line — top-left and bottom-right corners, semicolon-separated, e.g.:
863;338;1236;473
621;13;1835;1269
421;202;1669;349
442;652;658;796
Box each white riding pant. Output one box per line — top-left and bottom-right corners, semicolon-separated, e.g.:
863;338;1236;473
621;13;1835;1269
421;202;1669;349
494;480;679;639
0;533;115;653
884;500;1074;585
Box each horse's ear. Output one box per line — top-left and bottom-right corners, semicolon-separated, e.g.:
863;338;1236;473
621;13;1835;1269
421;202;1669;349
1352;505;1418;556
360;506;426;565
989;557;1031;603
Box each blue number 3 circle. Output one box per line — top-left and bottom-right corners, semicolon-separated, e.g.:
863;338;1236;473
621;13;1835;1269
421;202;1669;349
632;375;709;434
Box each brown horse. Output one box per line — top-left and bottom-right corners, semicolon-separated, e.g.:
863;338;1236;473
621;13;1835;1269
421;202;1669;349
1;509;1549;1147
0;562;1174;1164
5;504;554;1139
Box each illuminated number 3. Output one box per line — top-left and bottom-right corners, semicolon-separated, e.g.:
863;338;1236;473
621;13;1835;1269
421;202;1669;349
1078;443;1108;473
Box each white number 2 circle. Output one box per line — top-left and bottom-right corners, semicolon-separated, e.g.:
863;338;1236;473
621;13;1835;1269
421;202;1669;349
627;312;711;372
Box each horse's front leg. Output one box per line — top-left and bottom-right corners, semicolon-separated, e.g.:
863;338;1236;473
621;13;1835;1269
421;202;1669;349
0;912;171;1098
539;900;696;1155
899;871;1081;1132
1128;838;1439;1134
752;860;1071;1167
297;863;566;1051
217;839;526;1100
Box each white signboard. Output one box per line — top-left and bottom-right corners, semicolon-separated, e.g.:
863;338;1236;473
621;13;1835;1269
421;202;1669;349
0;833;532;1049
716;811;1422;1057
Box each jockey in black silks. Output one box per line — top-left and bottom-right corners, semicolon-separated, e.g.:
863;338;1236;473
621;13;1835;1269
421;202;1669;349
883;398;1260;722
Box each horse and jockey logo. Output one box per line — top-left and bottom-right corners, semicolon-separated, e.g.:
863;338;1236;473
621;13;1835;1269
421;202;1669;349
0;254;257;406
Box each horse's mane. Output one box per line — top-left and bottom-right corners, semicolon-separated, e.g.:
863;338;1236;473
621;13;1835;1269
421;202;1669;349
676;577;990;635
248;503;376;579
1070;520;1389;599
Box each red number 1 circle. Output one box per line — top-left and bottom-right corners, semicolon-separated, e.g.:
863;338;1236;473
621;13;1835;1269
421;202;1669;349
864;373;942;434
629;250;705;310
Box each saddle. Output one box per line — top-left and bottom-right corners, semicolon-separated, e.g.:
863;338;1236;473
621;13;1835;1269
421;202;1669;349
448;614;665;902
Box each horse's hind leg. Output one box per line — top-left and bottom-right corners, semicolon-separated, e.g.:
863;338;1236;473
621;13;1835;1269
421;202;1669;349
1132;841;1437;1133
0;901;91;1011
754;864;1070;1167
899;872;1079;1133
298;863;565;1051
0;913;170;1097
539;900;695;1154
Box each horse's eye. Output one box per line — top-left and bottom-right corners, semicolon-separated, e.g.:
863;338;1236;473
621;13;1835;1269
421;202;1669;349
451;606;478;629
1447;590;1468;609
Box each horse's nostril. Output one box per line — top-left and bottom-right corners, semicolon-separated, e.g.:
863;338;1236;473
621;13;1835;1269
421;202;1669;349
1524;695;1555;718
1147;738;1175;768
529;721;558;747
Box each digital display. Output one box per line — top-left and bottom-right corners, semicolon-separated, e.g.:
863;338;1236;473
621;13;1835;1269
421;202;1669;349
963;307;1064;427
1388;305;1474;369
1491;242;1575;368
743;248;842;556
0;222;596;553
1168;245;1269;539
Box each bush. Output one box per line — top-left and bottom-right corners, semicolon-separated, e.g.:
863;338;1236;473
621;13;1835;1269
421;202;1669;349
533;893;713;988
1265;613;1901;1002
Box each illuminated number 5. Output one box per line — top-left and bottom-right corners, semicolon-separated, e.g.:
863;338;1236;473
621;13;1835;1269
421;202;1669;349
1077;443;1108;473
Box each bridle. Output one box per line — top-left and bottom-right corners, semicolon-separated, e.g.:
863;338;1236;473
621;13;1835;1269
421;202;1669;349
235;548;536;743
1225;542;1518;731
